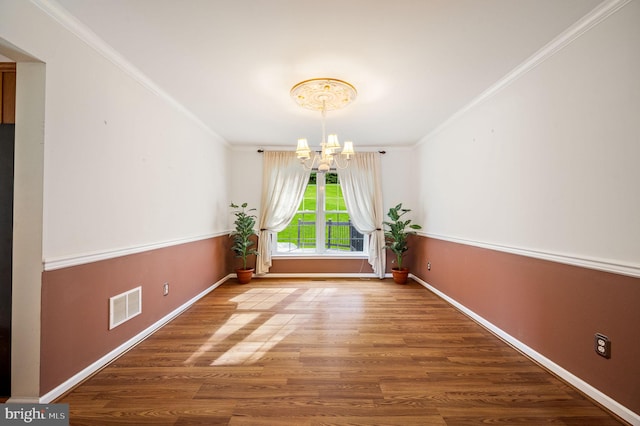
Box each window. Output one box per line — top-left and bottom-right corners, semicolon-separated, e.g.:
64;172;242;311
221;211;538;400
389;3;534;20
276;172;365;254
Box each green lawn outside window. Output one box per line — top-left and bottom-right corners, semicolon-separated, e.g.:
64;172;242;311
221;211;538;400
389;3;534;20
277;173;362;252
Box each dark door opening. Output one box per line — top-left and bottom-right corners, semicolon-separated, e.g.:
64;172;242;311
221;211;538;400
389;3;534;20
0;123;13;397
0;63;16;397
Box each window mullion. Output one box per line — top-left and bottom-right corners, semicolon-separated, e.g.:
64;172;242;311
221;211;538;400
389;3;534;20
274;170;365;255
316;172;326;253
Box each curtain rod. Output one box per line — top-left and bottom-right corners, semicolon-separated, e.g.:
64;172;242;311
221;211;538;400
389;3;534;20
256;149;386;154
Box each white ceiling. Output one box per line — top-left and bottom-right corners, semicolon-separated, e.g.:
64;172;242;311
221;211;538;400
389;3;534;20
54;0;603;148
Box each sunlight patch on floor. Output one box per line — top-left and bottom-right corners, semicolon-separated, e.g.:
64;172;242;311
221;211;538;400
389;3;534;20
211;313;311;366
187;287;341;366
230;287;297;309
285;287;337;310
184;312;260;365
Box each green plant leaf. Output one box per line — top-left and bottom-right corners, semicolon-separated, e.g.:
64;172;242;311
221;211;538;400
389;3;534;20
383;203;422;268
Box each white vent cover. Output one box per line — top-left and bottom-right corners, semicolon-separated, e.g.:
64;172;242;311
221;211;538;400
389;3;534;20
109;286;142;329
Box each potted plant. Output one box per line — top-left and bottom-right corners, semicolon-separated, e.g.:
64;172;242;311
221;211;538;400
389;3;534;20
229;202;258;284
384;203;422;284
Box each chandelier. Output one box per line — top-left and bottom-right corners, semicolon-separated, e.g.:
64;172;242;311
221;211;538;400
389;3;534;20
291;78;357;172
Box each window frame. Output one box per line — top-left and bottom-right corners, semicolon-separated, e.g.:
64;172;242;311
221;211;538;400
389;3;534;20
272;170;368;258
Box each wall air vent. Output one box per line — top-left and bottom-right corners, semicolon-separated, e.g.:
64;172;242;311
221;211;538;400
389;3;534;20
109;286;142;329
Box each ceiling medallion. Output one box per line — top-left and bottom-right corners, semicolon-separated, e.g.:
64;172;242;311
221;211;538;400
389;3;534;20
290;78;357;112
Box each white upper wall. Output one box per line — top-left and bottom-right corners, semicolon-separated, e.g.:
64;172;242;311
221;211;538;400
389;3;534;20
0;1;230;263
415;1;639;272
229;147;263;218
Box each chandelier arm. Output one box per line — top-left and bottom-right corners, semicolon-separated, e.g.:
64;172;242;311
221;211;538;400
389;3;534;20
300;156;317;171
332;154;351;170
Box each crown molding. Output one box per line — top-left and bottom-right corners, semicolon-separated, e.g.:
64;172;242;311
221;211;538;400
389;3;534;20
418;0;633;146
29;0;227;145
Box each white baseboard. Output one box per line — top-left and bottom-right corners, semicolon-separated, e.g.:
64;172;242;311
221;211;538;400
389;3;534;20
35;272;637;424
410;274;639;426
256;273;389;279
38;275;231;403
5;397;41;404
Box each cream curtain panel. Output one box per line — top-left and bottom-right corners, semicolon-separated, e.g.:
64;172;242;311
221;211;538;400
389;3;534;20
257;151;311;275
338;152;386;278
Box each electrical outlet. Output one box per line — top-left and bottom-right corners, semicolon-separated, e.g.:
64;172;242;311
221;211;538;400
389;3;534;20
594;333;610;358
163;283;169;296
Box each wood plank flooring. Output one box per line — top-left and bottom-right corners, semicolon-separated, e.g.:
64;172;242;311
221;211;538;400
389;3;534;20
58;279;624;425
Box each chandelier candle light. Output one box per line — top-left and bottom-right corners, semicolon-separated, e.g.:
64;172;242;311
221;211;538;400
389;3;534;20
291;78;357;172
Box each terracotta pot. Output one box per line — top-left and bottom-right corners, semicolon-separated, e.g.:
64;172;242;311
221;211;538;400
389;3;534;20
391;268;409;284
236;268;254;284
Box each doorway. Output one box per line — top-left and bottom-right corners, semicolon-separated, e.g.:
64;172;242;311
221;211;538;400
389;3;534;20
0;63;16;396
0;124;13;397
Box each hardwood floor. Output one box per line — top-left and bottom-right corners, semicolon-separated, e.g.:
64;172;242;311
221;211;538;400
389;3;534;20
58;278;624;425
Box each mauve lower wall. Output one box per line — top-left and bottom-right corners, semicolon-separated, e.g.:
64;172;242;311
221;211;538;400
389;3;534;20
266;243;409;275
40;236;232;395
408;235;640;414
268;258;375;274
